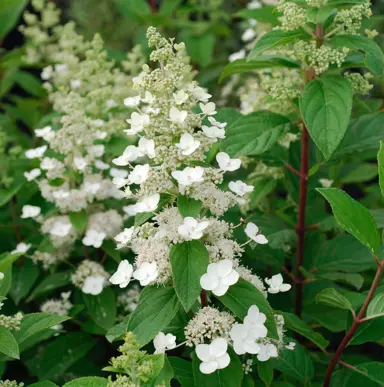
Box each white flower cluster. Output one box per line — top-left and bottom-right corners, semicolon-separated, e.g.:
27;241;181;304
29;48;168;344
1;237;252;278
40;291;73;316
71;260;110;295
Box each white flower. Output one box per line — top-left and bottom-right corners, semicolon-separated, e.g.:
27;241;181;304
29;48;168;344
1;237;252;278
173;90;189;105
114;227;134;249
200;259;239;296
175;134;200;156
199;102;217;116
82;275;105;295
41;66;53;80
54;64;68;73
0;272;4;280
133;262;158;286
202;125;225;141
50;221;72;237
230;305;267;355
141;91;155;104
83;182;101;195
21;205;41;219
228;181;254;197
113;145;142;166
135;193;160;213
191;86;211;102
126;112;150;134
208;117;227;128
24;168;41;181
40;157;56;170
257;343;278;362
95;160;110;170
73;156;88;171
128;164;150;185
178;217;209;240
216;152;241;172
82;229;107;248
196;338;230;374
113;177;128;188
285;341;296;351
138;137;156;159
153;332;177;354
319;178;333;188
248;0;262;9
110;168;129;178
123;205;138;217
11;242;31;255
25;145;47;159
229;49;246;62
244;222;268;244
109;260;133;288
88;145;105;158
172;166;204;186
169;107;188;124
35;126;54;141
52;190;69;200
265;274;291;294
106;99;118;109
124;95;141;107
242;28;257;42
70;79;82;89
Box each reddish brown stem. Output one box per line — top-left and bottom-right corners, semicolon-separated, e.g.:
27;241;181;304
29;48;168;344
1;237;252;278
200;290;208;307
284;162;302;178
323;260;384;386
294;125;310;317
150;0;156;13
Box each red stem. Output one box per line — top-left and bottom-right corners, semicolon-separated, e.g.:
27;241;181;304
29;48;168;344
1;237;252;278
150;0;156;13
323;260;384;386
200;290;208;307
294;125;310;317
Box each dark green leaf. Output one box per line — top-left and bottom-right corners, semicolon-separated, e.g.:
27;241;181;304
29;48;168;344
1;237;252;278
248;29;310;60
221;111;291;157
27;272;71;301
62;377;108;387
170;241;209;311
316;288;354;311
177;195;202;218
169;357;194;387
317;188;380;254
235;6;280;25
378;142;384;197
10;259;39;304
106;316;129;343
0;0;28;40
367;293;384;317
0;326;19;359
83;287;116;331
300;75;353;160
15;71;47;98
128;286;181;346
69;211;88;234
331;362;384;387
258;361;274;387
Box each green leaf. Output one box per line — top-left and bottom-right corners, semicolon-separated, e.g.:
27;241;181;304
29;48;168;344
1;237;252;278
14;313;70;345
378;142;384;198
177;195;202;218
248;29;310;60
0;0;28;40
181;31;215;67
218;279;278;339
170;241;209;311
270;343;314;382
0;326;19;359
317;188;380;254
306;6;337;24
192;349;243;387
29;382;59;387
367;293;384;318
15;71;47;98
102;239;121;263
214;108;243;128
219;57;300;82
27;271;70;301
115;0;150;21
158;0;182;16
331;362;384;387
153;355;174;386
300;75;353;160
37;332;95;381
10;259;39;304
317;272;364;290
62;377;108;387
83;287;116;331
168;357;194;387
0;251;22;273
106;316;129;343
221;111;291;157
341;163;378;184
350;317;384;345
0;267;12;297
128;286;181;346
316;288;354;311
282;312;329;350
329;35;384;76
258;361;274;387
335;112;384;157
312;235;375;273
69;211;88;234
235;6;280;25
0;181;23;207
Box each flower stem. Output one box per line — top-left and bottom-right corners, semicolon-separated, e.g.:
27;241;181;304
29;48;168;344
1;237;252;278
323;259;384;386
200;289;208;307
